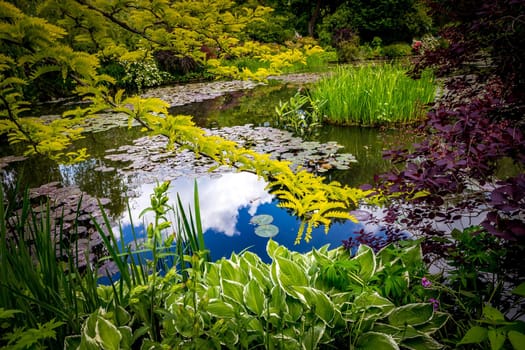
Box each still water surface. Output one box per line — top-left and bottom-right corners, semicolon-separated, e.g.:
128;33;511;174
1;83;410;260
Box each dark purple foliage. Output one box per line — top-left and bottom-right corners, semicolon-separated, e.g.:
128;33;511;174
348;0;525;251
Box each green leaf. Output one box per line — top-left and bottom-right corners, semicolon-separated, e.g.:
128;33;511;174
114;305;131;326
79;332;100;350
271;255;308;300
398;241;424;269
84;313;98;339
508;330;525;350
458;326;488;345
488;329;506;350
302;323;326;350
63;335;81;350
296;286;336;324
353;245;376;281
372;323;421;341
356;332;400;350
388;304;433;327
415;312;449;334
483;304;505;322
0;308;21;319
221;279;244;306
512;283;525;297
118;326;133;349
353;291;395;316
207;300;237;318
219;259;243;282
243;279;265;316
266;239;289;260
95;316;122;350
401;334;444;350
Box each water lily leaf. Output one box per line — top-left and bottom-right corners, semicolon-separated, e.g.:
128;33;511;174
250;214;274;225
255;224;279;237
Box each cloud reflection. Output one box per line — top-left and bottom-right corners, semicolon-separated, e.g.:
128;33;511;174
118;172;273;236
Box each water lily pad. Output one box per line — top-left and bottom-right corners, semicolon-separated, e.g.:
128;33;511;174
254;224;279;238
250;214;274;225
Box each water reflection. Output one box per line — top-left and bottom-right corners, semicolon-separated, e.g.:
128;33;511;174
120;172;272;237
116;172;368;262
1;82;410;262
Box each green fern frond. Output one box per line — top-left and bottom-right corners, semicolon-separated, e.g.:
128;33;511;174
29;64;61;80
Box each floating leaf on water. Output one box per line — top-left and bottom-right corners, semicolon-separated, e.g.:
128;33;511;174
250;214;274;225
254;224;279;238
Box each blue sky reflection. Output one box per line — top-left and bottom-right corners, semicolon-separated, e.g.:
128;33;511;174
115;172;367;262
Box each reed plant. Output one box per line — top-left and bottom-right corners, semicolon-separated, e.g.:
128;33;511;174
0;181;208;348
309;63;437;126
0;189;101;348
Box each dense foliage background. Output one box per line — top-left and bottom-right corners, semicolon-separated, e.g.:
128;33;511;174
1;0;525;349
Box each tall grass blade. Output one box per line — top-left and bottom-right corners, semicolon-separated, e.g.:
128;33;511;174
193;180;206;253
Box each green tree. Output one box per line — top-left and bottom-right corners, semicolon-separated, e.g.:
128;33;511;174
0;0;366;243
318;0;432;45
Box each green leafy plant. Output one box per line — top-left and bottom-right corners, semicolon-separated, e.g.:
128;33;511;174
0;189;102;348
309;63;437;126
458;301;525;350
76;239;448;349
420;226;525;348
274;90;326;136
383;43;413;58
0;308;64;350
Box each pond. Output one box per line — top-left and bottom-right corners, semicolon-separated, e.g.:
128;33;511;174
0;75;414;268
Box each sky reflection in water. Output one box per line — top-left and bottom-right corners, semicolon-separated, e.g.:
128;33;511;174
116;172;367;263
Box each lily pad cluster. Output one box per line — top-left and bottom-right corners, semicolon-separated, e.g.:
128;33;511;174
103;124;357;186
141;79;263;107
6;182;115;273
250;214;279;238
37;73;326;135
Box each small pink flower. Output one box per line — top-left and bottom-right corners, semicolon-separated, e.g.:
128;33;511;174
421;277;432;288
429;298;439;311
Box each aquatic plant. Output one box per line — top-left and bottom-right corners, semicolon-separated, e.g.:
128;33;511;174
0;181;209;348
274;90;326;136
309;63;437;126
0;188;102;347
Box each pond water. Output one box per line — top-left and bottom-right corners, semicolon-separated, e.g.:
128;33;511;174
1;78;413;266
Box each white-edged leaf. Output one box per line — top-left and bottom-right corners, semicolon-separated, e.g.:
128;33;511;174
244;279;265;316
356;332;400;350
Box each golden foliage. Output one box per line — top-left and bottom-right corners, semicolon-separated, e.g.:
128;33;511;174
0;1;370;243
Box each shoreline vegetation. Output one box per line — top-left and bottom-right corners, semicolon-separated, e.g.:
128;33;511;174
1;0;524;348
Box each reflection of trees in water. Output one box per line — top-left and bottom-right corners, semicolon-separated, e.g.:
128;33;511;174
1;155;128;219
58;160;128;219
169;84;299;128
1;126;145;219
315;125;416;187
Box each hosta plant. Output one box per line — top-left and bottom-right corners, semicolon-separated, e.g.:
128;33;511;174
74;239;448;349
